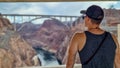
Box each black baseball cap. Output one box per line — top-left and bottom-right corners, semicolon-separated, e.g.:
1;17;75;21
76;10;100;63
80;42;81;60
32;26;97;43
80;5;104;20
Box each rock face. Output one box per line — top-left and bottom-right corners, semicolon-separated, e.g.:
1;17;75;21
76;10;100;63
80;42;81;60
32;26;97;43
16;18;84;64
103;9;120;26
0;15;36;68
16;22;40;39
0;49;14;68
30;19;71;64
27;18;70;51
104;9;120;17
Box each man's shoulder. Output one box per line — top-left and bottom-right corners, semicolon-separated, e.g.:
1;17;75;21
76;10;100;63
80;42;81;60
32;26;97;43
73;32;86;51
72;32;86;40
74;32;85;37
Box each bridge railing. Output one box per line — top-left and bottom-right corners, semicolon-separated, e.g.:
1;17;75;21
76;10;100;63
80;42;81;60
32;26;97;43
2;14;79;23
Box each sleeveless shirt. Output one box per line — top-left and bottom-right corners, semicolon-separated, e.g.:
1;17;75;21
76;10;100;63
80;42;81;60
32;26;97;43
78;31;116;68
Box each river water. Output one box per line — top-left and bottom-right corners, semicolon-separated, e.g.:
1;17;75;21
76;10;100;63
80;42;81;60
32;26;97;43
33;47;60;66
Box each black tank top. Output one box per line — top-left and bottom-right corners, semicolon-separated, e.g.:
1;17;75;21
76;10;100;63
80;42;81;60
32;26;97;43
78;31;116;68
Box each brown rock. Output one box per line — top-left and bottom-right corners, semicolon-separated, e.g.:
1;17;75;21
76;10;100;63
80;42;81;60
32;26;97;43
0;49;14;68
27;18;69;51
9;33;36;67
0;14;36;67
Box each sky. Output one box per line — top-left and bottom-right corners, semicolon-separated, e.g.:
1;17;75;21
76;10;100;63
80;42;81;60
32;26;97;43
0;1;120;24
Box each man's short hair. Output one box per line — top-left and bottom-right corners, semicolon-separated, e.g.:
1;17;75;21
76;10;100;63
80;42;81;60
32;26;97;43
90;18;102;24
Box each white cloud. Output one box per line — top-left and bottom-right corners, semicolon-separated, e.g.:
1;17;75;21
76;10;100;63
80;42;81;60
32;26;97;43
45;2;61;8
13;6;44;14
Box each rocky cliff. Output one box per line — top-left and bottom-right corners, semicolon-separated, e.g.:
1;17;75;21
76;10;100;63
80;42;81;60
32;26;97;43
0;16;36;68
26;18;70;51
103;9;120;26
16;22;40;39
16;18;84;64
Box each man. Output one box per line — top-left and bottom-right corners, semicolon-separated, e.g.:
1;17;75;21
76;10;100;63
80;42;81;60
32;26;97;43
66;5;120;68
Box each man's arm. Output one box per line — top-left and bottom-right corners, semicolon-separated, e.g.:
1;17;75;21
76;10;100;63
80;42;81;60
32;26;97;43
66;33;79;68
112;34;120;68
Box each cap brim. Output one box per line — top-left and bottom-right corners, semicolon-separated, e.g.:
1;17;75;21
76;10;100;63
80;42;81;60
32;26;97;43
80;10;86;14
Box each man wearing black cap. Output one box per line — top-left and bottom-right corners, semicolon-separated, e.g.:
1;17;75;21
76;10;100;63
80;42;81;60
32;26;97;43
66;5;120;68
